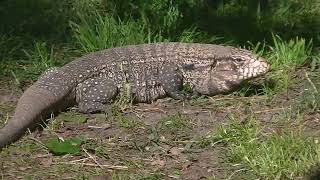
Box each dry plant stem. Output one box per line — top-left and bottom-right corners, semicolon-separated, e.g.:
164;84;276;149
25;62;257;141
254;107;285;114
82;147;103;168
28;137;48;150
53;162;128;170
305;72;318;93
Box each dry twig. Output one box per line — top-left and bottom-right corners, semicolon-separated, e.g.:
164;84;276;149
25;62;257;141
53;162;128;170
82;147;102;168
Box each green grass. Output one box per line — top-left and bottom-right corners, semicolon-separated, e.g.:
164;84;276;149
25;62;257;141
156;114;192;141
69;9;209;54
240;34;315;97
110;105;142;130
202;116;320;179
0;34;25;60
1;40;71;85
0;2;208;83
0;35;27;78
266;34;313;93
19;42;55;80
268;34;313;69
70;11;149;53
293;70;320;113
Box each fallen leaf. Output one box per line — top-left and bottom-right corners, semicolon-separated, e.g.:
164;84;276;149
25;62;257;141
45;137;84;155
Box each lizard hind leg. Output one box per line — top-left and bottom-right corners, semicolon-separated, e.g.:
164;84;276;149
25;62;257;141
159;64;185;100
76;77;118;113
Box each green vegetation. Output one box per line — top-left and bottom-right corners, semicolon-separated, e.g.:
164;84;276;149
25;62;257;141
268;34;312;69
201;117;320;179
70;12;148;53
264;34;313;94
1;0;319;82
157;114;192;140
45;137;84;155
0;0;320;179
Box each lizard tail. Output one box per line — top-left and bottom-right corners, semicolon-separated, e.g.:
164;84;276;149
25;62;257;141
0;86;60;150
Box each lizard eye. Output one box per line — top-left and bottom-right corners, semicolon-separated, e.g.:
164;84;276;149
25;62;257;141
234;58;244;65
235;58;242;62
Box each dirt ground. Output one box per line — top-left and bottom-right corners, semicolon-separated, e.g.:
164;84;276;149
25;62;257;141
0;68;319;179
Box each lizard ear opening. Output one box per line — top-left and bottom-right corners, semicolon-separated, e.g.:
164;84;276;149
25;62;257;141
210;60;217;70
181;63;195;71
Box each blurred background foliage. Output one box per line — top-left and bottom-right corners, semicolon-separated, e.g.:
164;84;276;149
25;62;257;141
0;0;319;44
0;0;319;79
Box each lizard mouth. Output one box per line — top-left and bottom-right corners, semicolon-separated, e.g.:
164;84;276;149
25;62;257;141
256;57;270;74
239;58;270;80
249;57;270;76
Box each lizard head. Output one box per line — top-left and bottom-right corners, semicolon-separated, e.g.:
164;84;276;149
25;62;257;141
206;48;270;95
214;49;269;79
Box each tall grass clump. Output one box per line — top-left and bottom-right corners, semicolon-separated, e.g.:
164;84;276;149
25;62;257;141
11;42;58;83
205;117;320;179
23;42;55;69
268;34;313;93
103;0;207;41
249;34;314;95
268;34;313;70
70;11;148;53
69;0;213;53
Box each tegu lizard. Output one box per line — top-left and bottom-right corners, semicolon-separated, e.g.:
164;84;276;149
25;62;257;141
0;42;269;149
